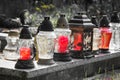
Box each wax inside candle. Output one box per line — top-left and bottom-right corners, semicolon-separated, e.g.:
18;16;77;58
20;47;31;60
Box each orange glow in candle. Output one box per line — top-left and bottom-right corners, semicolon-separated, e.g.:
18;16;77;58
99;28;112;49
73;33;82;50
20;47;31;60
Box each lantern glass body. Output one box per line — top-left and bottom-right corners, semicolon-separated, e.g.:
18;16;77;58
36;31;56;59
92;28;101;51
54;28;71;54
18;39;32;60
3;34;19;60
99;27;112;50
70;27;93;52
109;23;120;50
70;27;83;52
83;29;93;52
70;26;96;59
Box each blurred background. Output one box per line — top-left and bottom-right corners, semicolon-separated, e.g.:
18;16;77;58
0;0;120;27
0;0;120;17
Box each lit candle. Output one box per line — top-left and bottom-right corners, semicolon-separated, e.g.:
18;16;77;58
20;47;31;60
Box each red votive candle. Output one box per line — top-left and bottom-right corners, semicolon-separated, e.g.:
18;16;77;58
58;36;69;53
20;47;31;60
99;28;112;49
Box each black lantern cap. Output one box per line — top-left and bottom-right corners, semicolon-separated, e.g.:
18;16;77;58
0;14;7;28
60;13;65;17
19;25;32;39
100;15;110;27
56;13;69;28
91;16;98;27
77;11;86;15
111;11;120;23
73;11;87;19
2;18;21;29
39;16;54;31
19;9;29;25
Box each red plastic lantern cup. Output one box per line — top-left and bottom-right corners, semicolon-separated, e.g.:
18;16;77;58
58;36;69;53
99;28;112;52
20;47;31;60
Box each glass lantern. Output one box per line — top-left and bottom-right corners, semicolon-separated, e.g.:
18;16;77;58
15;25;35;69
69;12;95;59
99;15;112;53
54;13;71;61
109;11;120;51
3;29;19;60
36;16;56;65
91;16;101;54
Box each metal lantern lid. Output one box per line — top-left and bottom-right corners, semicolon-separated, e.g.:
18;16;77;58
39;16;54;31
69;12;95;29
111;11;120;23
56;13;69;28
19;25;32;39
100;15;110;27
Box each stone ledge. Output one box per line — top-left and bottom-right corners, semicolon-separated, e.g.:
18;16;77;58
0;51;120;80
